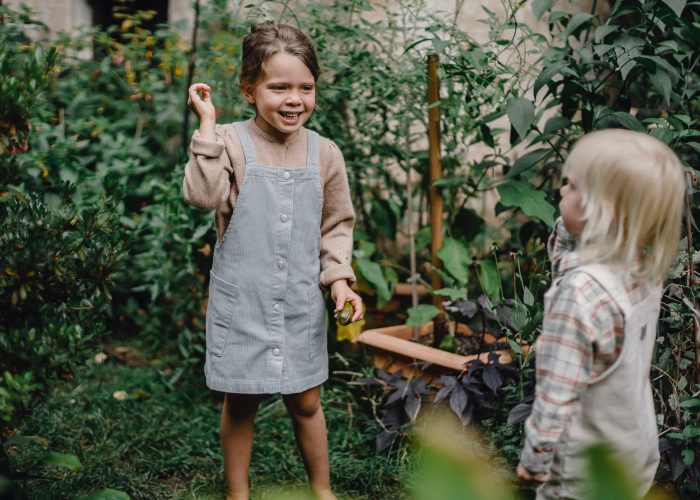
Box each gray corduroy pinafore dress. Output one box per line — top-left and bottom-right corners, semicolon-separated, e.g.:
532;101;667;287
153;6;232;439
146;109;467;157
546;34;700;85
204;122;328;394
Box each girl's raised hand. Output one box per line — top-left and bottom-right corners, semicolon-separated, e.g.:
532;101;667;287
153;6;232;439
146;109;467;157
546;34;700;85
187;83;216;122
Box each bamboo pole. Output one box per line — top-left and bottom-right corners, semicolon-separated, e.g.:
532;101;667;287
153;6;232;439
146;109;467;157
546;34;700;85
428;54;445;346
428;54;443;305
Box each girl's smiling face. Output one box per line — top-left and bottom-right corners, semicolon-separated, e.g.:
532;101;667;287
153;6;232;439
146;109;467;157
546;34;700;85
559;172;585;236
242;52;316;141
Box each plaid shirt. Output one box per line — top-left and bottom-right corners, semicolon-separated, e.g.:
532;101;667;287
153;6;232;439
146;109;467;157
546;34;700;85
519;218;649;475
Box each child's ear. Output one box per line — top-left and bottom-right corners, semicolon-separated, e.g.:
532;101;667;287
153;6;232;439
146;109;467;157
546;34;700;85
240;84;255;104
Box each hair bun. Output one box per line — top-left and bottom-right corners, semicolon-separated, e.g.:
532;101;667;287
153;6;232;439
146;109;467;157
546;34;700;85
250;20;277;33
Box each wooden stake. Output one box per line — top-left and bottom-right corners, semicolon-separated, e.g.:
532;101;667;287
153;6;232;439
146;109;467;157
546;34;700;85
428;54;443;306
428;54;445;346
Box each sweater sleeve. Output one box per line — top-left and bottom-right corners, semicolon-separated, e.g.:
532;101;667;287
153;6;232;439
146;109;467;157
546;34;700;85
548;217;577;279
319;140;356;286
183;125;234;210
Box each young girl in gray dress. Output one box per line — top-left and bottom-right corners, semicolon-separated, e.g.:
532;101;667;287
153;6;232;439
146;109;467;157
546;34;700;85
184;21;362;500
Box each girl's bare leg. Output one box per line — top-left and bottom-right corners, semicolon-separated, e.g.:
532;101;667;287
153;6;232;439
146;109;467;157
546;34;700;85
283;386;336;500
221;393;263;500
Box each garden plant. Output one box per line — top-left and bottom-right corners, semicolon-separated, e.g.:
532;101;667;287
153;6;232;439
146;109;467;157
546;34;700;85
1;0;699;498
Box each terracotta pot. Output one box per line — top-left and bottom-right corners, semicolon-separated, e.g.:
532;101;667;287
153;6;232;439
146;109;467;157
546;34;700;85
354;322;519;380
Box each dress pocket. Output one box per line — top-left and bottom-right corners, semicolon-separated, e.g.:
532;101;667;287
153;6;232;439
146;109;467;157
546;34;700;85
307;282;326;360
206;272;239;357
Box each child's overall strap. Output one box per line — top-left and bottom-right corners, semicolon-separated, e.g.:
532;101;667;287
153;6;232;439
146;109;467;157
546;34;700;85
306;130;320;173
233;122;257;165
575;263;632;318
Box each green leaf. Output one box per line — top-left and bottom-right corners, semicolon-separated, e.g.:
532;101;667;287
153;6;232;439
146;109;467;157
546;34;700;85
433;287;468;301
497;181;556;227
192;223;210;241
614;36;644;80
355;257;392;307
406;304;440;327
75;489;131;500
597;111;645;132
532;0;552;20
637;55;680;84
584;444;638;500
506;97;535;140
649;70;672;107
679;398;700;409
564;13;594;38
431;38;449;54
594;25;617;43
534;63;566;98
661;0;686;17
43;452;83;471
437;237;471;283
682;449;695;468
543;116;571;134
506;148;551;178
478;260;500;300
682;425;700;439
507;338;522;355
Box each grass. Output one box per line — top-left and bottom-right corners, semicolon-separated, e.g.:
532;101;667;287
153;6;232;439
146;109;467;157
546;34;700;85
6;343;407;499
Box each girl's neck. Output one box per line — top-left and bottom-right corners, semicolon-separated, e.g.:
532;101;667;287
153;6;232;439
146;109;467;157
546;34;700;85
252;116;302;145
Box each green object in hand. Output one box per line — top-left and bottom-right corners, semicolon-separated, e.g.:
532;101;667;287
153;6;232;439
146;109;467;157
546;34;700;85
337;301;354;326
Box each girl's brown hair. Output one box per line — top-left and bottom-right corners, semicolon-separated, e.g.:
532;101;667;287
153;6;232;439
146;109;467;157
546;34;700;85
238;20;319;87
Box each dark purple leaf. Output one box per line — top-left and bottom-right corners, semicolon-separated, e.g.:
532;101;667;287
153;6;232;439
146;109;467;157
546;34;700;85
434;384;454;403
507;402;533;425
439;375;458;387
445;298;479;320
461;404;474;426
412;377;430;396
376;431;396;453
388;370;403;384
669;448;686;480
404;393;422;422
497;364;519;377
353;377;384;386
380;407;402;429
461;378;485;396
658;438;672;454
482;365;502;394
478;294;498;321
449;386;468;417
386;385;406;405
467;362;484;378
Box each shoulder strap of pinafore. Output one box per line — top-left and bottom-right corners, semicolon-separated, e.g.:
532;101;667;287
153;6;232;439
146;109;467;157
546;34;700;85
233;122;257;164
307;130;320;173
576;263;632;317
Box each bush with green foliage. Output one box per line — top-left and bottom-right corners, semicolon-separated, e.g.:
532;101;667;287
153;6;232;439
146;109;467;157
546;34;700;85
2;0;700;495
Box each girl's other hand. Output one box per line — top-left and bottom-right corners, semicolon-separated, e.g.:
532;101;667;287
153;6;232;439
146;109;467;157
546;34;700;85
187;83;216;122
330;280;363;323
516;463;550;485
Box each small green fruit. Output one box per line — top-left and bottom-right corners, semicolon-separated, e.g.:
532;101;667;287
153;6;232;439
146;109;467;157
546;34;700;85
337;301;354;326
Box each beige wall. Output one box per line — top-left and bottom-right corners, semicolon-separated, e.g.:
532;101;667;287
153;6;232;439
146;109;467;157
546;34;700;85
6;1;607;41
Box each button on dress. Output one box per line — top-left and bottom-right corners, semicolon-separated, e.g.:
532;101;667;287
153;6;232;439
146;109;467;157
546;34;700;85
204;122;327;394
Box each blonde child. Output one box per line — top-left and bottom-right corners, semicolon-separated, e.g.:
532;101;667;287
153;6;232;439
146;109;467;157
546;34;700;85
517;129;686;498
183;21;362;500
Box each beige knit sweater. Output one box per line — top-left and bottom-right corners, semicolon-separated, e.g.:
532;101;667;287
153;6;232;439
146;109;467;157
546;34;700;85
183;118;356;286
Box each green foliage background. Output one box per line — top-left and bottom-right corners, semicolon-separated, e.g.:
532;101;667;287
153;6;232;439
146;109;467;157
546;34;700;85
1;0;699;497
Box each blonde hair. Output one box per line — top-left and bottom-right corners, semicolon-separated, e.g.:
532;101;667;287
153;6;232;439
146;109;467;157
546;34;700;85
563;129;686;285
